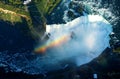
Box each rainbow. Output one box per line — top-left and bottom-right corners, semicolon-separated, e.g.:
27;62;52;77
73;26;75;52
34;34;70;53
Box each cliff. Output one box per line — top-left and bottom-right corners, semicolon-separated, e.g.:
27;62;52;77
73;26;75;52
0;0;61;40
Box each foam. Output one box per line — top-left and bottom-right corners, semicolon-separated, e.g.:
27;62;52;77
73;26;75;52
36;15;112;66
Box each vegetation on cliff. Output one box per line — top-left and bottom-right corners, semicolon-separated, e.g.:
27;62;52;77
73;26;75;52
0;0;61;40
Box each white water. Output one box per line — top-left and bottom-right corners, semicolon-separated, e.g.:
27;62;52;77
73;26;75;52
0;15;112;74
46;15;112;66
63;0;119;25
0;0;116;74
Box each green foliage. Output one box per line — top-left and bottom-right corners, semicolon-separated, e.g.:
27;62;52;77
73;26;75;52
0;1;29;16
0;0;22;5
0;11;22;23
34;0;61;15
0;0;61;39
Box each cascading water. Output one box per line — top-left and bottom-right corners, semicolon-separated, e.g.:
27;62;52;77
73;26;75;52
34;0;113;72
0;0;119;74
36;15;112;66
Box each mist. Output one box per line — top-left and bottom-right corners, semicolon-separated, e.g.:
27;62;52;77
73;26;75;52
35;15;112;69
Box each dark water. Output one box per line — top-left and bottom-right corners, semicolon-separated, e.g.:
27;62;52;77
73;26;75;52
0;0;120;78
112;0;120;40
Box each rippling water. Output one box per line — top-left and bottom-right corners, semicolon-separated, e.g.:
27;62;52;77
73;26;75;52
0;0;120;74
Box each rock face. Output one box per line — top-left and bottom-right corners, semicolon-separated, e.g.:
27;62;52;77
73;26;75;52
0;0;62;51
0;21;34;51
0;0;61;40
0;1;120;79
